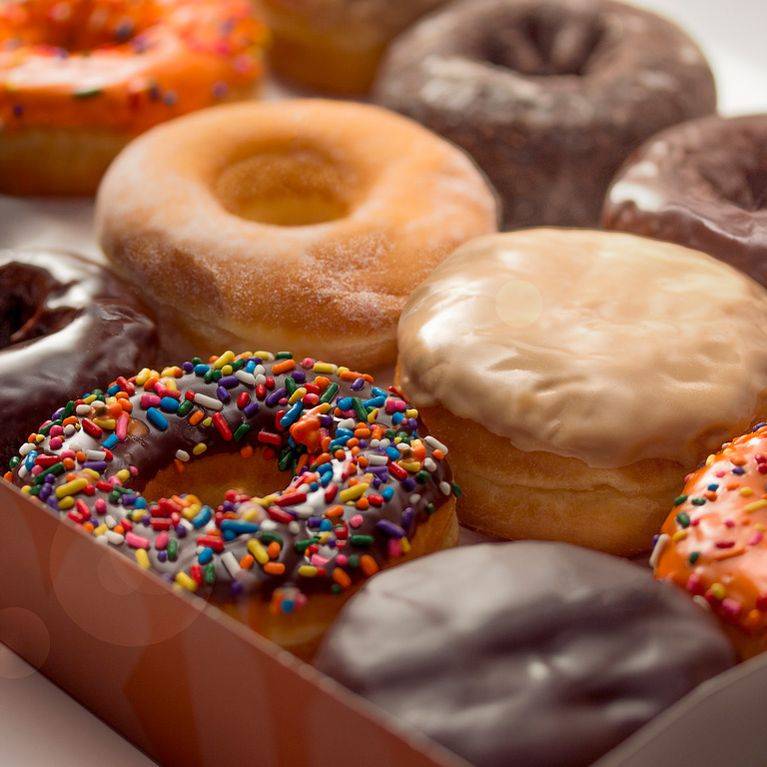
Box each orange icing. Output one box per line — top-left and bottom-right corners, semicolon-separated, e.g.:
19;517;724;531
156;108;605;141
0;0;266;132
654;423;767;640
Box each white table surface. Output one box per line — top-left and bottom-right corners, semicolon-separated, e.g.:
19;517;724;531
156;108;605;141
1;1;765;764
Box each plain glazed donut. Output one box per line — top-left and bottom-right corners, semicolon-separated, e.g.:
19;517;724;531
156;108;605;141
6;350;458;659
0;0;266;195
0;249;157;465
96;99;499;369
397;229;767;555
316;542;734;767
653;422;767;660
604;114;767;287
257;0;447;94
373;0;716;228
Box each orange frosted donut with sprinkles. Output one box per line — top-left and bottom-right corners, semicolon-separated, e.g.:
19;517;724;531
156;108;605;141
653;422;767;659
0;0;266;194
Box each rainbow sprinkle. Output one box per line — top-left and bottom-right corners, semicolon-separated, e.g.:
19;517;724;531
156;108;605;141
6;351;454;614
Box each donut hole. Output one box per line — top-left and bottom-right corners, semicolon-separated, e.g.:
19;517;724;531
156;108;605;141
701;159;767;212
215;146;353;226
140;451;286;509
481;9;605;76
0;262;76;348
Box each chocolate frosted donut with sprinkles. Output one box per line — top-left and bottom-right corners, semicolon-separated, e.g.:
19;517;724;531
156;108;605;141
5;350;458;658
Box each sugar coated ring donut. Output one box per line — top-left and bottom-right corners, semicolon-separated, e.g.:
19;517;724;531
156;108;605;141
604;114;767;287
374;0;716;228
260;0;447;94
0;0;266;194
6;350;458;658
0;248;157;465
653;422;767;660
96;99;499;369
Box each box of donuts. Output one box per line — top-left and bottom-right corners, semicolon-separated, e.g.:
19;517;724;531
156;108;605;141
1;1;767;766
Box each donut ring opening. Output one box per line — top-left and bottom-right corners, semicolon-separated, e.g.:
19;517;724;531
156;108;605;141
0;262;78;347
214;141;356;227
475;5;605;77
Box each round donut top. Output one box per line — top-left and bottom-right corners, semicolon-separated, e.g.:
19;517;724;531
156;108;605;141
316;541;734;767
374;0;715;128
0;0;266;132
6;350;454;613
96;99;498;345
0;248;156;465
397;228;767;468
604;114;767;285
654;423;767;643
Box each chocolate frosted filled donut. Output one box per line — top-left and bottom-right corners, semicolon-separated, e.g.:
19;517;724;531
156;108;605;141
374;0;717;228
604;114;767;286
0;250;157;463
316;542;735;767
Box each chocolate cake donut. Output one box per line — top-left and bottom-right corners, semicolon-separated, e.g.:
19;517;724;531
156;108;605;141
604;114;767;286
316;542;735;767
0;249;157;464
373;0;717;228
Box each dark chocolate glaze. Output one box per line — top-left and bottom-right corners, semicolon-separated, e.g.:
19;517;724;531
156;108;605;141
373;0;716;229
0;249;157;464
9;353;454;608
316;541;735;767
603;113;767;286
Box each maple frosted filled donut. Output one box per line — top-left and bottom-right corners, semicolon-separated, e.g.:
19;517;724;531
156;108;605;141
374;0;716;228
604;114;767;287
96;99;499;369
6;350;458;658
0;248;157;465
653;423;767;660
397;229;767;555
259;0;447;94
0;0;266;195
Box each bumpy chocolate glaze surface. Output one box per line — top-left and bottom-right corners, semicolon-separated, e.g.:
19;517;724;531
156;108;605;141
0;249;157;463
373;0;716;229
316;541;735;767
604;114;767;286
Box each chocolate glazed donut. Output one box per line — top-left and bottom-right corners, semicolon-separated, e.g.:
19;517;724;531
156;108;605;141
0;250;157;463
373;0;717;228
604;114;767;286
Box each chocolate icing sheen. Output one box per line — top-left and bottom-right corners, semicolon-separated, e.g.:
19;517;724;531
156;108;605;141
604;114;767;286
0;249;157;463
316;541;735;767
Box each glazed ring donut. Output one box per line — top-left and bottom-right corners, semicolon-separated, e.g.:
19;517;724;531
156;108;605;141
258;0;447;94
653;422;767;660
0;0;266;195
0;248;157;465
396;229;767;555
6;350;458;658
96;99;499;369
604;114;767;287
373;0;716;228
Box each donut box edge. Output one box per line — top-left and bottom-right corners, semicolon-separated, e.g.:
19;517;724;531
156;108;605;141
4;481;767;766
0;481;463;767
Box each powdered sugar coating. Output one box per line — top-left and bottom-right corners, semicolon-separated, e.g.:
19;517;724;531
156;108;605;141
96;99;498;367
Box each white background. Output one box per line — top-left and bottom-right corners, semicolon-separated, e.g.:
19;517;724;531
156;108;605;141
1;2;765;765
